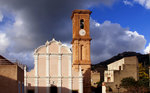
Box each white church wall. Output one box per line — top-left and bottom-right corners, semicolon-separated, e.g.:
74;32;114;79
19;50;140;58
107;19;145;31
25;39;82;93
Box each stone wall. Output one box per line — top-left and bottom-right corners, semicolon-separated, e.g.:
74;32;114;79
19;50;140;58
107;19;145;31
0;65;24;93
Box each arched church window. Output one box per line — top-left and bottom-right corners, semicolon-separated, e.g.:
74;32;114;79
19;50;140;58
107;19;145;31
80;19;84;29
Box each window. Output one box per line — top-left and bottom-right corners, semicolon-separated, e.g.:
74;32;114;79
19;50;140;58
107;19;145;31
119;66;121;70
107;77;111;82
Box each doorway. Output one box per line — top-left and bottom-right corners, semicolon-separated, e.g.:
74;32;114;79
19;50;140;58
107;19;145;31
27;89;34;93
50;86;57;93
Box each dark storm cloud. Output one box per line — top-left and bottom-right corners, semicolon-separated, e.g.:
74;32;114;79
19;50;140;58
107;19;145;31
0;0;116;51
0;0;116;67
0;0;146;67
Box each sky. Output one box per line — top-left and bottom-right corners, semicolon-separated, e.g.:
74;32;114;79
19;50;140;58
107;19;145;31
0;0;150;68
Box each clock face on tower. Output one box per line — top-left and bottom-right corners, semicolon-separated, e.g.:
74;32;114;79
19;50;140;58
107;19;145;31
79;29;86;36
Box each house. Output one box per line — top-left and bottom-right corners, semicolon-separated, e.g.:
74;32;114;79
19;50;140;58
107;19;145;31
102;56;139;93
0;55;24;93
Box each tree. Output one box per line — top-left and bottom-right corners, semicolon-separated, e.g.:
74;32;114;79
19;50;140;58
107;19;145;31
121;76;149;93
139;63;149;80
120;63;150;93
120;77;137;93
138;63;149;92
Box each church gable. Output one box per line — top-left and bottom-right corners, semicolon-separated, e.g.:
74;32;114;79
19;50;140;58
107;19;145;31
34;45;46;54
34;38;71;54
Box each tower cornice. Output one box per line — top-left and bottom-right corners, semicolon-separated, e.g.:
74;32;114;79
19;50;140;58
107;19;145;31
71;9;92;19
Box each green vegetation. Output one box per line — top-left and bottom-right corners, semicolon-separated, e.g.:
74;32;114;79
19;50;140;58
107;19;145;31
120;63;149;93
139;63;149;79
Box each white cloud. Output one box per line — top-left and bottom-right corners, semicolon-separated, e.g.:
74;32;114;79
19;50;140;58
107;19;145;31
123;0;134;6
0;11;36;68
0;0;117;69
0;11;3;22
4;12;35;53
144;43;150;54
123;0;150;9
134;0;150;9
0;0;146;67
90;20;146;63
0;32;9;53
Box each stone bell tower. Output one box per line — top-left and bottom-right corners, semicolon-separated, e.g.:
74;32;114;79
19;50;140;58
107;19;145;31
71;9;92;93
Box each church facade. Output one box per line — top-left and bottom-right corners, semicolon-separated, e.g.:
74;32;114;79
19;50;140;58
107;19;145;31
24;10;92;93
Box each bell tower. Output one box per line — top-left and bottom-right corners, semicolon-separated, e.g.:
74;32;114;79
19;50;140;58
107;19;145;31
71;9;92;93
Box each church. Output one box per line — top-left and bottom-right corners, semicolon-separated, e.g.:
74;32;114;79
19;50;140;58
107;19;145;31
24;10;92;93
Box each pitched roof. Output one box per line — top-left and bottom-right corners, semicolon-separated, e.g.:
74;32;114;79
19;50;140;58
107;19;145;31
0;55;14;65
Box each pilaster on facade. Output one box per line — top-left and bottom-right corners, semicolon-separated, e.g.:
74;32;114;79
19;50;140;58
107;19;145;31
79;66;83;93
34;55;38;77
46;55;50;77
35;78;39;93
58;45;62;93
58;79;62;93
46;45;50;92
46;79;50;93
46;44;50;76
24;66;27;93
58;55;62;93
69;78;72;93
69;55;72;93
58;54;62;77
34;54;38;93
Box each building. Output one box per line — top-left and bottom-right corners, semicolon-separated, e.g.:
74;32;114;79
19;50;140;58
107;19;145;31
71;9;92;93
91;65;107;83
91;71;100;88
24;9;92;93
0;55;24;93
91;71;100;93
102;56;139;93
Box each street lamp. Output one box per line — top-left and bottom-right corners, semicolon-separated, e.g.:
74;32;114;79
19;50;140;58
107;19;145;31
115;84;121;93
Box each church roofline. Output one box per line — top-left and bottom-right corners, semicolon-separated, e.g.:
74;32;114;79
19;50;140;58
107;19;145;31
34;38;71;54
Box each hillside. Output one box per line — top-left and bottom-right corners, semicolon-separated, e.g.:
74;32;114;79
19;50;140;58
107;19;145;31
92;51;150;69
91;51;150;81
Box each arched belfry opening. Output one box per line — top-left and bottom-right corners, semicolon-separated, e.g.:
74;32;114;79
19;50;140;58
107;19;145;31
80;19;84;29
